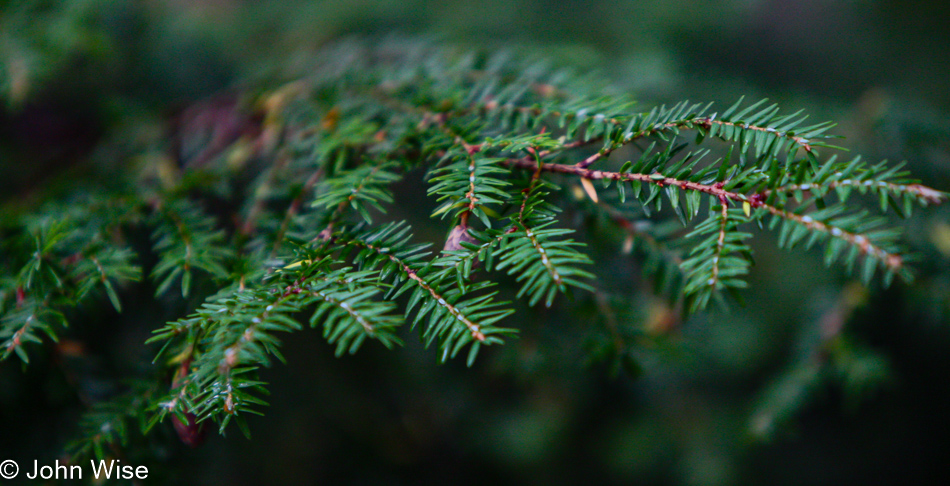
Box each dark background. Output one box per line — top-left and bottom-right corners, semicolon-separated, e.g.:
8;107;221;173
2;1;949;484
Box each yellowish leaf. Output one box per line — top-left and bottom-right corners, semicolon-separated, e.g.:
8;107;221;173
281;259;312;270
622;234;634;254
930;222;950;257
580;177;599;203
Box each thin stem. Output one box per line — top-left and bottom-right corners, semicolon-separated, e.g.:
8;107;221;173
513;169;563;286
457;136;482;219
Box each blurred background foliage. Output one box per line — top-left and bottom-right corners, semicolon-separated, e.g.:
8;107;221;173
1;0;949;484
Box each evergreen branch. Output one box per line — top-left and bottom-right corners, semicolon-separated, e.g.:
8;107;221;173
18;217;74;292
412;94;822;172
766;179;944;204
216;293;301;373
67;380;161;461
680;206;753;311
0;297;64;362
301;266;403;355
759;157;948;213
505;150;940;293
428;140;510;225
76;248;142;312
0;203;143;361
148;257;403;439
2;37;946;455
765;204;905;283
570;99;824;170
463;140;485;214
694;115;818;154
370;68;628;155
517;168;543;221
496;174;594;306
149;288;301;435
150;199;234;297
328;222;515;364
372;76;935;307
340;225;489;342
515;201;565;290
506;155;744;206
311;162;401;225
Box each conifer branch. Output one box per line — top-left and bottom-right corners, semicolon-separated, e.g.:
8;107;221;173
763;204;902;271
67;380;162;461
341;232;488;342
506;156;743;204
312;162;400;226
503;144;938;288
151;199;234;297
763;177;946;206
3;38;946;453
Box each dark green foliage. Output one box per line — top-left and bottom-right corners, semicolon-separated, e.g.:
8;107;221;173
1;198;142;361
312;162;401;224
66;380;161;461
680;207;753;312
335;222;514;363
151;199;234;297
0;38;945;464
498;177;594;307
